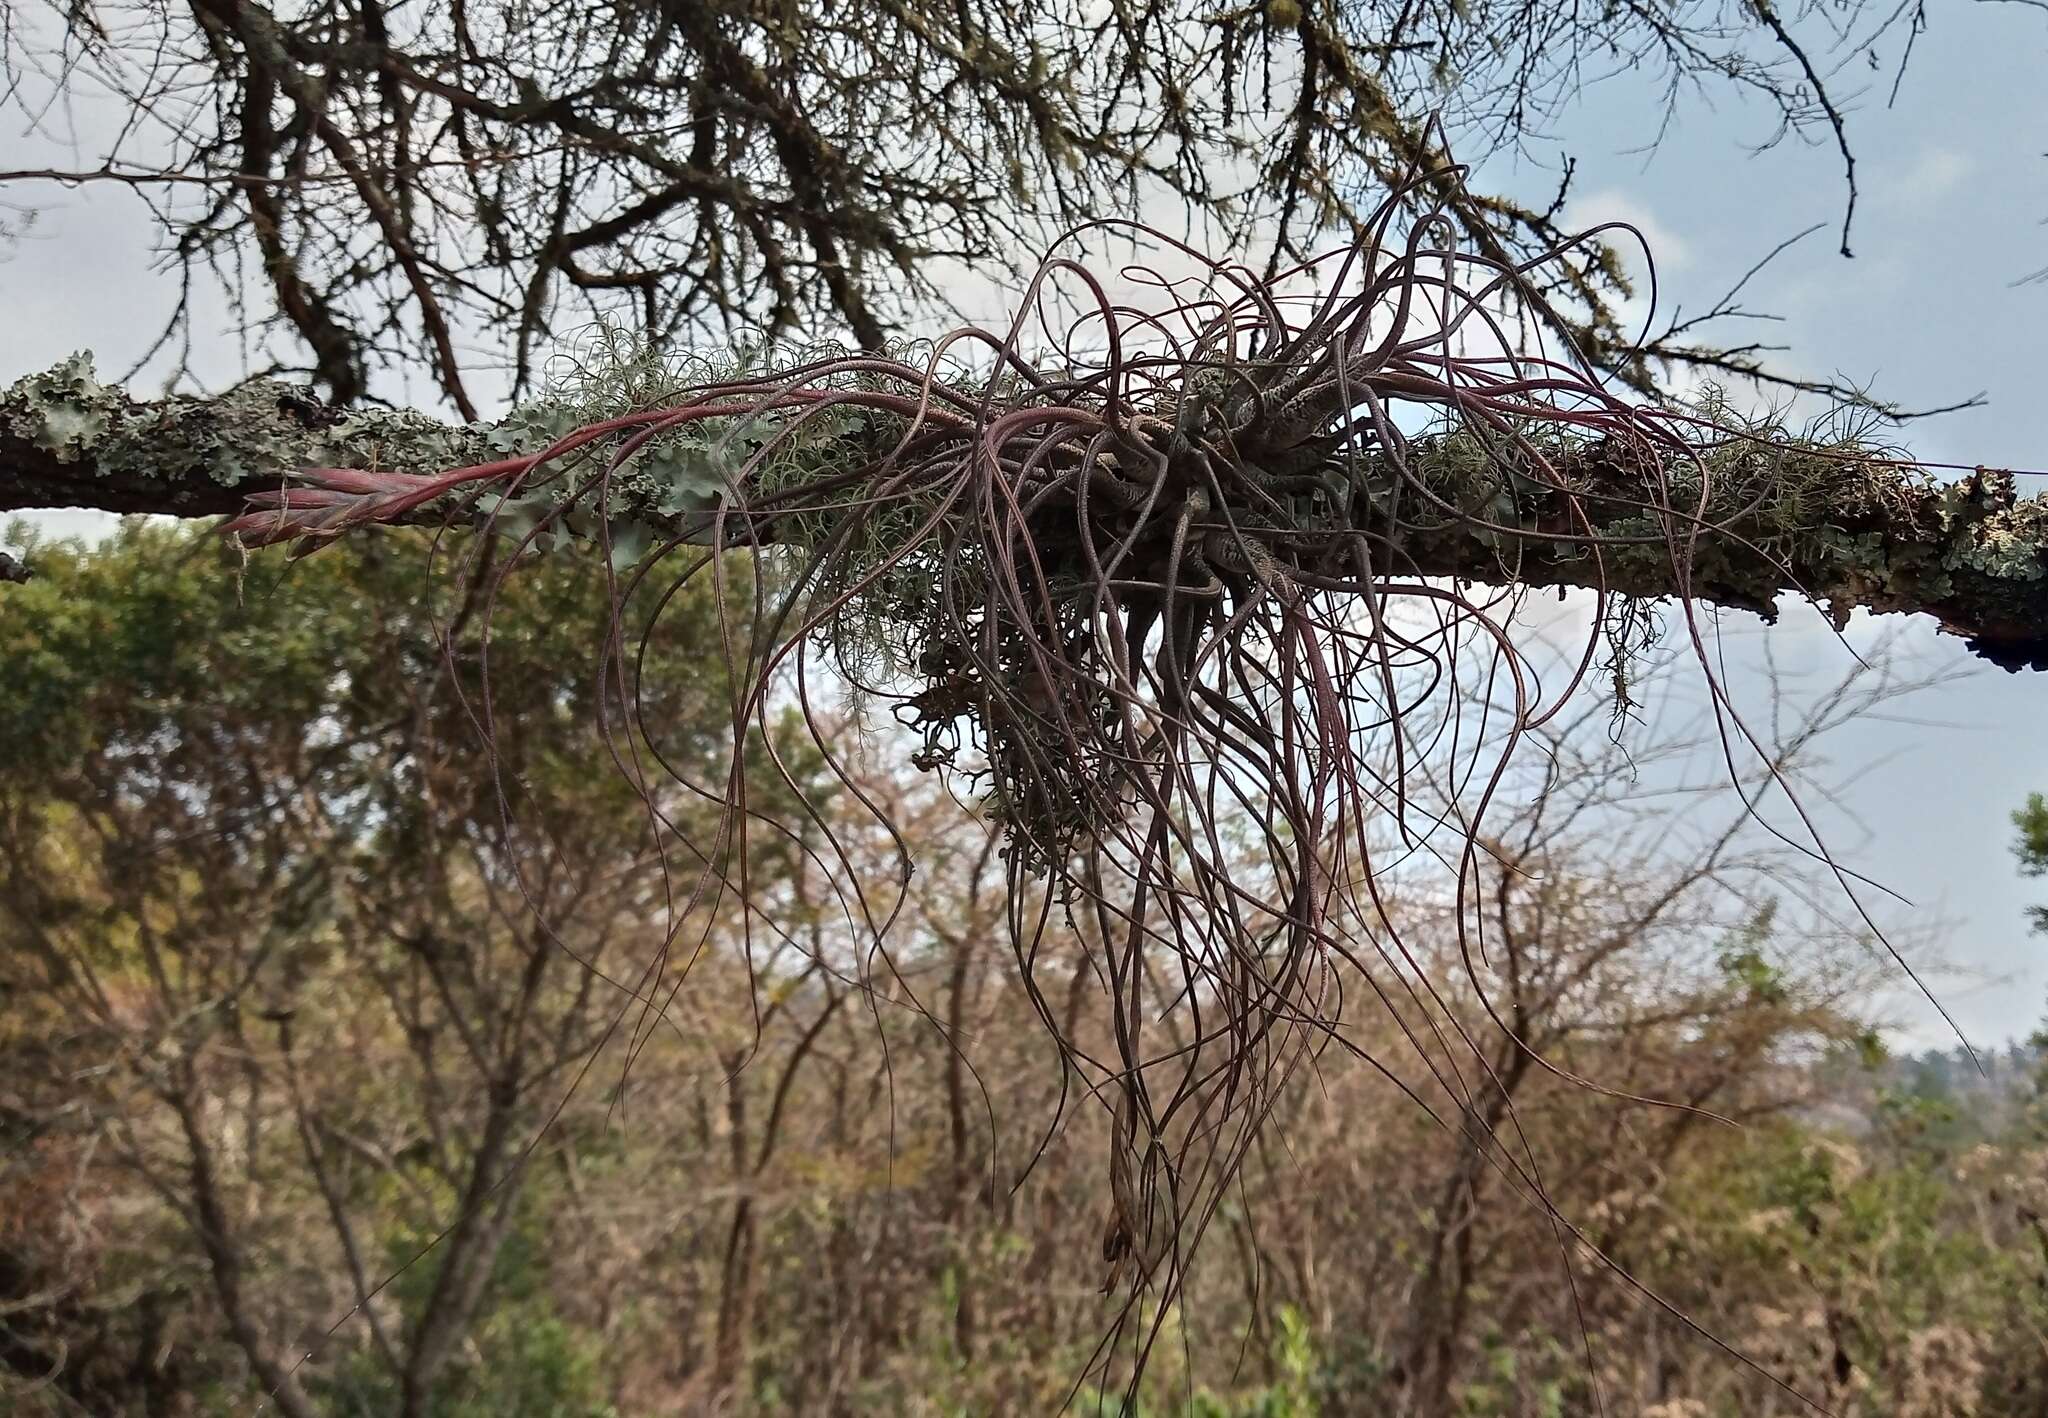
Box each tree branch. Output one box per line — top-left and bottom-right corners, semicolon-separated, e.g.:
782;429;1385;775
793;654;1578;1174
6;358;2046;669
0;357;488;519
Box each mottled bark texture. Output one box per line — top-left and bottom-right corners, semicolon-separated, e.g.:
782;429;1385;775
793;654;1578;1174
0;356;490;519
7;357;2048;668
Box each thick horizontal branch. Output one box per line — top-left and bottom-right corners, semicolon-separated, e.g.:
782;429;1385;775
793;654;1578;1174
7;358;2048;669
0;356;490;519
1396;438;2048;671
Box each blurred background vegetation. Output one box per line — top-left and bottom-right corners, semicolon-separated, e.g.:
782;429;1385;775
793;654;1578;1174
4;523;2046;1417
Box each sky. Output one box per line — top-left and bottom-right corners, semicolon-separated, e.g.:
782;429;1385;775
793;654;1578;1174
5;2;2046;1048
1464;1;2048;1050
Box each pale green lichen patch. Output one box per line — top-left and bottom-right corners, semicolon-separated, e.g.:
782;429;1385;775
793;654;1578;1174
460;329;905;578
2;354;492;510
9;354;115;457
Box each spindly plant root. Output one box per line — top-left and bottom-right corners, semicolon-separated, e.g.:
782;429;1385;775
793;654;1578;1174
226;160;1922;1411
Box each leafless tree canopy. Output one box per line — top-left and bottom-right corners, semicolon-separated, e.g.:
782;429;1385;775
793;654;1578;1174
6;0;1927;412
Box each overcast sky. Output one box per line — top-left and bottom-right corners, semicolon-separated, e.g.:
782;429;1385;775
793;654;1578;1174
1470;1;2048;1050
6;3;2046;1049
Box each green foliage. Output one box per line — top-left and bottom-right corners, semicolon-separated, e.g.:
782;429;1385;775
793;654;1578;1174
1851;1027;1891;1070
1647;1106;2048;1412
0;513;790;829
1064;1305;1375;1418
0;518;809;1417
1715;902;1789;1006
11;518;2048;1417
2014;791;2048;934
1456;1333;1568;1418
312;1202;618;1418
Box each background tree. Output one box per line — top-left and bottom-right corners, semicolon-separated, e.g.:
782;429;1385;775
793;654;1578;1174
4;0;2046;1407
0;519;804;1415
2012;791;2048;936
2;0;1940;411
10;533;2044;1414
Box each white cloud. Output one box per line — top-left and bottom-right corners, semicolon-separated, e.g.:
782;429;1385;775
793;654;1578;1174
1564;190;1693;278
1879;147;1974;209
1554;190;1694;358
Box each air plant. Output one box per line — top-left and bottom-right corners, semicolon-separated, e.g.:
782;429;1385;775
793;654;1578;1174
226;154;1920;1411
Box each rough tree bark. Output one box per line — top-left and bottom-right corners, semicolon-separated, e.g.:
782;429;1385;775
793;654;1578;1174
7;357;2048;669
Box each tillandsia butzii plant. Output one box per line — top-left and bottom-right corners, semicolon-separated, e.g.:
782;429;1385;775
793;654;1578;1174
222;150;2026;1412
